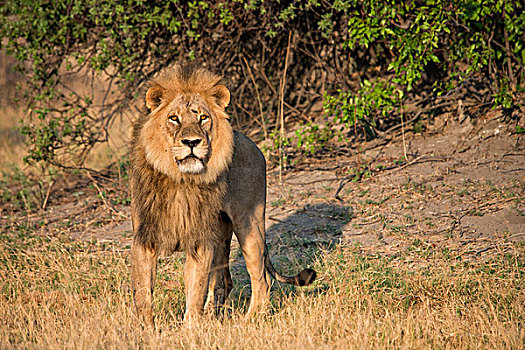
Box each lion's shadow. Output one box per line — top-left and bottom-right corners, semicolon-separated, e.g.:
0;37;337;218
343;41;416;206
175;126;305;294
228;202;353;311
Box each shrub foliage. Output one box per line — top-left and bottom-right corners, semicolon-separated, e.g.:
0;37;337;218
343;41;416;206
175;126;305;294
1;0;523;165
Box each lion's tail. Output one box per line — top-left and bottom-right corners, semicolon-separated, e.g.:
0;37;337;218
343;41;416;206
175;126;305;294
264;253;316;287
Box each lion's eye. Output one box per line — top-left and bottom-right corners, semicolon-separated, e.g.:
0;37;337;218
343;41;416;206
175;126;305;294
200;115;210;123
168;115;180;124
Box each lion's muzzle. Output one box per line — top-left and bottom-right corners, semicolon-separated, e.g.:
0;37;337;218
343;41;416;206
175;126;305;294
172;136;210;174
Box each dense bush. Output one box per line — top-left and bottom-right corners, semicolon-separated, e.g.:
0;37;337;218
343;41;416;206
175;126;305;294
1;0;523;165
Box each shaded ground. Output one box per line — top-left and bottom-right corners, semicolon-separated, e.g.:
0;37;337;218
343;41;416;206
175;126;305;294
1;107;524;273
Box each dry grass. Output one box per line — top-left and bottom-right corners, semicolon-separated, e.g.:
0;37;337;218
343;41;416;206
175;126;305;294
1;225;523;349
0;57;523;348
0;106;26;170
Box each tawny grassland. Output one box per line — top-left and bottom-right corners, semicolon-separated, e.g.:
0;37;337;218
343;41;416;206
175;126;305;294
0;66;523;349
0;233;523;349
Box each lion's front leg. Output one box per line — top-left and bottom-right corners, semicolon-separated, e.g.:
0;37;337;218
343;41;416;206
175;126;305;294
205;233;233;315
184;245;214;324
131;240;158;328
205;216;233;315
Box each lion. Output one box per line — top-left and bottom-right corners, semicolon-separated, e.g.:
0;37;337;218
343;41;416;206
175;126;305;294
130;64;316;327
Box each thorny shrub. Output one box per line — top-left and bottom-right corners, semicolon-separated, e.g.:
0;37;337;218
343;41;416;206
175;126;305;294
1;0;523;165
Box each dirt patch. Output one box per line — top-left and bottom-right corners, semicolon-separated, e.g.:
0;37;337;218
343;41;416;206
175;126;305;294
263;109;524;263
1;109;523;265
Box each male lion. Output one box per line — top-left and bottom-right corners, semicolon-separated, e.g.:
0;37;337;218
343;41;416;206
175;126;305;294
130;64;316;327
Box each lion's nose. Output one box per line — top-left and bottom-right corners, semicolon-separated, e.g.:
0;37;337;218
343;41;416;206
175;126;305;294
181;138;202;148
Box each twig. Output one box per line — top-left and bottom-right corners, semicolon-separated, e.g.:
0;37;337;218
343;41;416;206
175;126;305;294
379;100;458;136
491;39;525;78
286;177;341;186
506;233;525;241
41;180;54;211
242;56;267;141
464;197;519;217
502;2;516;87
401;106;407;160
334;178;353;201
476;246;495;255
258;65;277;95
384;156;448;175
283;100;313;123
448;196;519;236
269;216;286;223
500;168;525;173
85;171;127;219
235;102;266;130
256;62;311;123
278;31;292;185
20;191;29;211
333;156;447;200
389;155;425;172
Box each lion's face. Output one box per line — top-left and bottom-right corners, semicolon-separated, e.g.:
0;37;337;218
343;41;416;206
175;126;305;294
164;95;215;174
138;76;234;184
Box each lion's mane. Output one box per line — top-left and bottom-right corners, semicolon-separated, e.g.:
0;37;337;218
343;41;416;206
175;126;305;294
130;65;234;255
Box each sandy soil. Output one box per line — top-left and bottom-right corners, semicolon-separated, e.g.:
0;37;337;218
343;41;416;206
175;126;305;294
265;110;524;265
1;107;523;268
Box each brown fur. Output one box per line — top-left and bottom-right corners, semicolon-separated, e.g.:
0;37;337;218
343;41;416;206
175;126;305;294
130;64;316;327
135;65;233;186
130;65;232;255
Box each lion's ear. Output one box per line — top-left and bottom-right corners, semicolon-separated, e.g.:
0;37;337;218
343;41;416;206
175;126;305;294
145;86;165;111
211;85;230;110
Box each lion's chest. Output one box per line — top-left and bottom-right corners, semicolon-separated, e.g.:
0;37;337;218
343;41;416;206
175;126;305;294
134;173;226;254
